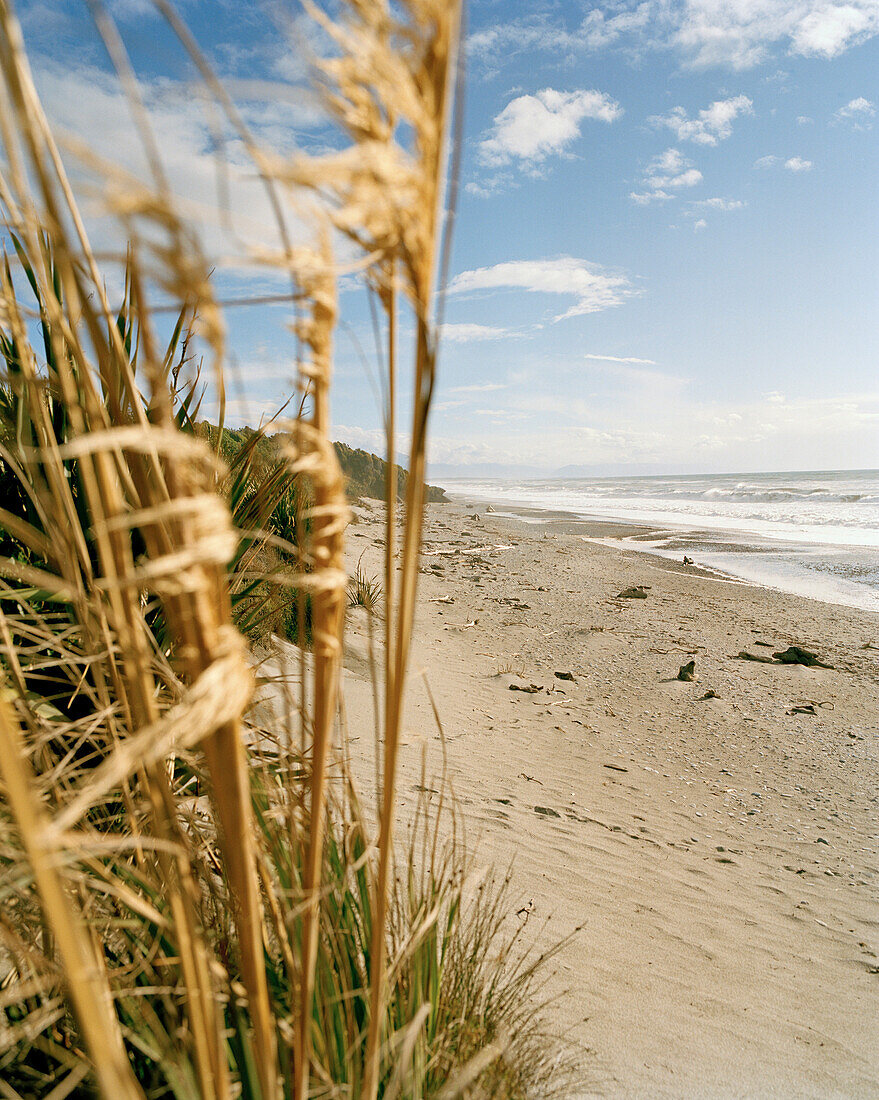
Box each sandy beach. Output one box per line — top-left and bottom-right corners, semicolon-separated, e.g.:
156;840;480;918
280;499;879;1098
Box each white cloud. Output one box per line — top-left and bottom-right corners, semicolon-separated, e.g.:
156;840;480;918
693;218;708;231
584;353;657;365
447;258;636;322
797;115;814;125
464;177;505;199
692;197;746;210
644;148;703;190
417;389;879;472
468;6;653;63
675;0;879;68
836;95;876;117
651;95;753;145
204;395;292;428
469;2;879;74
231;360;298;384
792;3;879;56
578;361;685;387
331;425;393;456
440;323;509;343
471;408;526;419
833;96;876;128
755;153;813;172
630;189;673;204
449;382;509;393
478;88;621;168
29;58;315;275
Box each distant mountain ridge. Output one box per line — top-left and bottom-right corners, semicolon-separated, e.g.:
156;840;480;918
432;462;732;481
552;462;677;478
428;462;545;480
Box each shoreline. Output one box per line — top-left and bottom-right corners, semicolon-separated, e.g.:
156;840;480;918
330;499;879;1098
442;491;879;616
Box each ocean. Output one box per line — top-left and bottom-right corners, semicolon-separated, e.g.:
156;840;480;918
439;469;879;614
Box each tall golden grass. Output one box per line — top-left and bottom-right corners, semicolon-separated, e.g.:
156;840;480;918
0;1;577;1096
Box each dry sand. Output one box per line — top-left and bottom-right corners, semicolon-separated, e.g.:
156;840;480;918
273;500;879;1098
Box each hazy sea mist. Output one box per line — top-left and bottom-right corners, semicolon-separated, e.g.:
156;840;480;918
440;469;879;613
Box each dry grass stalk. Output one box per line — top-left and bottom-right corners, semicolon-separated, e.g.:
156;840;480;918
379;261;397;826
0;689;141;1099
281;237;349;1100
282;5;462;1094
363;10;462;1097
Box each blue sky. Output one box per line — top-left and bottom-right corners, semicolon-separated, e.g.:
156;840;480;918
15;0;879;474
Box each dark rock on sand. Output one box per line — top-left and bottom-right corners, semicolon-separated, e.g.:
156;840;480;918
617;585;650;599
534;806;561;818
677;660;696;682
555;670;576;682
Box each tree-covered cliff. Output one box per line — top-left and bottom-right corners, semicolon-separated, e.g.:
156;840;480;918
196;423;447;504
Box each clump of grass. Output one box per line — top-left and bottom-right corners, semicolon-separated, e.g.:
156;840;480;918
494;659;527;677
0;1;581;1097
348;562;384;614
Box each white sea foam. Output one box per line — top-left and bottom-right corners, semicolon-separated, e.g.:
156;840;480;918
440;469;879;612
440;470;879;549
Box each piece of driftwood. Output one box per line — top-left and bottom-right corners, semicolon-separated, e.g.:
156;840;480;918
773;646;834;669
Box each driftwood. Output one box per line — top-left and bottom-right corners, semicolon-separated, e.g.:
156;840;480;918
734;651;776;663
733;646;834;668
773;646;834;669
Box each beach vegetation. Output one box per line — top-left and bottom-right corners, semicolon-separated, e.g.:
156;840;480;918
348;561;385;615
0;0;577;1097
493;660;527;678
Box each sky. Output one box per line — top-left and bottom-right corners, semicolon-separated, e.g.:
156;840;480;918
12;0;879;475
